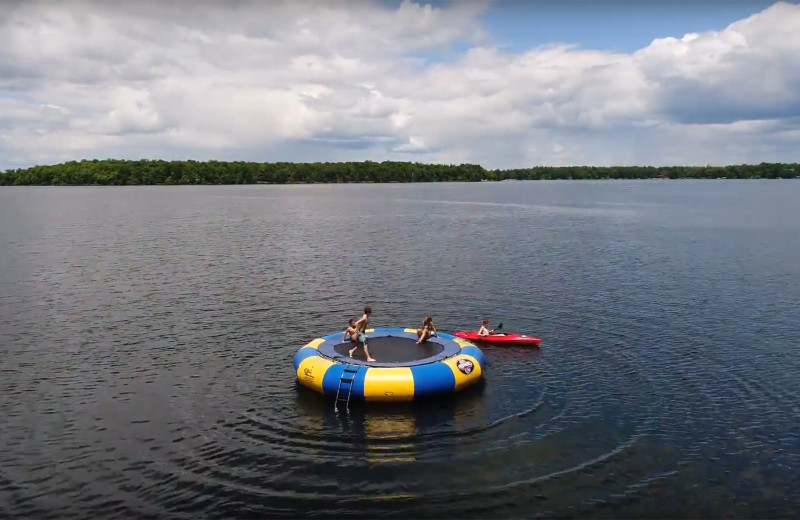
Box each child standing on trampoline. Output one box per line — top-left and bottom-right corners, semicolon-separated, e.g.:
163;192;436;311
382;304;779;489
349;306;375;362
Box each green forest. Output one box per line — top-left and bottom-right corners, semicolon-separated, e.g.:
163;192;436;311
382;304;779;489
1;159;798;186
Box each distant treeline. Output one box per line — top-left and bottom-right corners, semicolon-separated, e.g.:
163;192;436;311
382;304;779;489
1;159;798;186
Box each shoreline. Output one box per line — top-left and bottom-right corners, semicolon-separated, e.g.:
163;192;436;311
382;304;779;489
2;159;798;186
2;177;799;187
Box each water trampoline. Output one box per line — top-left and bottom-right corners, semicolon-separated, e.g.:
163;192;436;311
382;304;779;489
294;328;485;404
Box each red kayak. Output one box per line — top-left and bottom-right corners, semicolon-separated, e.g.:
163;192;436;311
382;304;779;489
453;330;542;347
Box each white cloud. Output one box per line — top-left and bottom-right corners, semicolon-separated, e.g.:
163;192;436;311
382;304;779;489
636;1;800;125
0;0;799;170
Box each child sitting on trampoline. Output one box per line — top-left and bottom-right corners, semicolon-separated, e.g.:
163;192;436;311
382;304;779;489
416;316;437;344
343;319;358;342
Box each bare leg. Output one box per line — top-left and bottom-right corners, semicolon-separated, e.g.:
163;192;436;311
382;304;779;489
416;330;430;344
363;342;375;362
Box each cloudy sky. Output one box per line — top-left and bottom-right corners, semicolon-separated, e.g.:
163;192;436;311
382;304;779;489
1;0;799;170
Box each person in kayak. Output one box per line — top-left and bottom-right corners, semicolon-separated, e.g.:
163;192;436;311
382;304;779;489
349;306;375;362
416;316;437;344
478;319;494;337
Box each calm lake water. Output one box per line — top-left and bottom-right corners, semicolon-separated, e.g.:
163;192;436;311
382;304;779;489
1;180;799;519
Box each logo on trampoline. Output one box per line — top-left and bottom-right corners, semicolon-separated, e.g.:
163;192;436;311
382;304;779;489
303;367;315;381
456;359;474;375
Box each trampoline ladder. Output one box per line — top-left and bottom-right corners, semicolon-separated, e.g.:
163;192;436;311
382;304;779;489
335;365;360;410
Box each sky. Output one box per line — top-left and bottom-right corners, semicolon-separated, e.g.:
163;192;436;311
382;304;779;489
1;0;799;170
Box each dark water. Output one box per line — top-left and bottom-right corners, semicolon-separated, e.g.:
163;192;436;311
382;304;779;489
1;181;799;519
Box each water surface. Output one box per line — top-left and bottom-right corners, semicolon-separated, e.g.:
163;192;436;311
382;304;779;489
1;180;799;518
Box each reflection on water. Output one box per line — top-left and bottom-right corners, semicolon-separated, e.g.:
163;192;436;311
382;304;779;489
1;182;799;518
294;382;488;466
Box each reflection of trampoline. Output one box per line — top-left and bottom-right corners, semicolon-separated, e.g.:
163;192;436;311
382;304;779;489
294;328;485;403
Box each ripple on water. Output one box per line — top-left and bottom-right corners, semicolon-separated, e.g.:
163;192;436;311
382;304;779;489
2;183;799;518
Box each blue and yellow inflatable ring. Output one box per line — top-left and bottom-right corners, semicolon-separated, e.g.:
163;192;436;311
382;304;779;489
294;328;485;402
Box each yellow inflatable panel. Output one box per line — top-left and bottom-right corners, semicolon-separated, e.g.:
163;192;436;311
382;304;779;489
363;367;415;401
296;355;334;393
443;354;482;390
304;337;325;349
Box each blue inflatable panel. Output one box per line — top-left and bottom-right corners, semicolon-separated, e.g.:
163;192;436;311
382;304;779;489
459;345;485;365
411;362;457;396
321;363;346;396
293;347;320;370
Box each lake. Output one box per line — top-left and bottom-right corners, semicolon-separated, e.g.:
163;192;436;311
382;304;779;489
1;180;799;518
